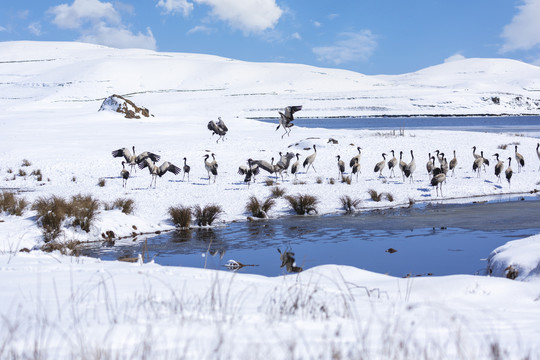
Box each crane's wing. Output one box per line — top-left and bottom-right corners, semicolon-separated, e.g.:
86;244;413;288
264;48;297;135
217;117;228;132
138;157;153;171
238;166;248;175
136;151;161;164
112;147;131;161
252;160;274;173
284;105;302;119
159;162;181;176
208;121;218;134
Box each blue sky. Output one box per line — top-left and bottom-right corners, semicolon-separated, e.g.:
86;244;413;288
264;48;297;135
2;0;540;74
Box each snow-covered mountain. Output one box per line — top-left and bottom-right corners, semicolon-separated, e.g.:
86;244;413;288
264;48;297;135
1;41;540;117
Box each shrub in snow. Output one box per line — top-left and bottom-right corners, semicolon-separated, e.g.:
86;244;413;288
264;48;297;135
270;186;286;198
32;195;69;242
285;194;319;215
99;94;151;119
67;194;100;233
33;194;100;241
367;189;394;202
193;204;223;226
103;198;135;215
169;205;192;229
0;191;29;216
339;195;361;213
245;195;275;219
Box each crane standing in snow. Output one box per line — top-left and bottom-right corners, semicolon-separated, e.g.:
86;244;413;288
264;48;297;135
303;145;317;173
182;157;191;182
120;161;130;188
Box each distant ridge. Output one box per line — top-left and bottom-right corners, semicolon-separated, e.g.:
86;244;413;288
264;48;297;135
1;41;539;118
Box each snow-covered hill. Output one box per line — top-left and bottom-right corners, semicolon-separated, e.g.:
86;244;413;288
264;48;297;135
2;41;540;117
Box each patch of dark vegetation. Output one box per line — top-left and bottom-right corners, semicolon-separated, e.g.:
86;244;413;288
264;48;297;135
367;189;394;202
284;194;319;215
270;186;286;198
41;240;82;256
33;194;100;241
0;191;29;216
245;195;275;219
31;169;43;181
32;195;68;242
68;194;100;232
339;195;361;213
193;204;223;226
103;198;135;215
169;205;192;229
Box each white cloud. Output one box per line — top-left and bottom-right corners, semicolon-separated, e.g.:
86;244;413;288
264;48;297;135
291;32;301;40
0;26;7;32
156;0;193;16
79;24;156;50
28;22;42;36
500;0;540;53
187;25;214;35
49;0;120;29
444;53;466;63
194;0;283;33
312;20;321;28
48;0;156;50
313;30;377;65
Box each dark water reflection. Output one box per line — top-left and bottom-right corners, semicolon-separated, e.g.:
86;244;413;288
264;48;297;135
83;197;540;277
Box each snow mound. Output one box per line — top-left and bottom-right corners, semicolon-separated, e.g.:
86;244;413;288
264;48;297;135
99;94;151;119
487;234;540;281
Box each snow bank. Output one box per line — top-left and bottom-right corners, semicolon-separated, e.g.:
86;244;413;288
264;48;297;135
487;234;540;281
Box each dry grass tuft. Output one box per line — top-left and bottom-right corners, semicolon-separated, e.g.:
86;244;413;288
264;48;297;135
41;240;82;256
284;194;319;215
32;194;100;241
21;159;32;167
98;178;106;187
169;205;192;229
103;198;135;215
367;189;394;202
0;191;29;216
270;186;286;198
32;196;69;242
68;194;100;232
193;204;223;226
340;195;361;213
245;195;275;218
31;169;43;181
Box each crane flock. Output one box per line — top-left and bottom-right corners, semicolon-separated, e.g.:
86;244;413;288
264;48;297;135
110;108;537;199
